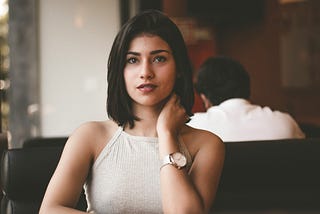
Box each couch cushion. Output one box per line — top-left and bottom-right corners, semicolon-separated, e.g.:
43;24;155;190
213;138;320;212
1;146;64;200
0;145;87;213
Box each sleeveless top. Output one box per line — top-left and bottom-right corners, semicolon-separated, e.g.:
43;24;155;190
84;126;193;214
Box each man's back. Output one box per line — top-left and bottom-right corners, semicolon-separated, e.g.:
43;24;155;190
192;56;305;141
188;98;305;141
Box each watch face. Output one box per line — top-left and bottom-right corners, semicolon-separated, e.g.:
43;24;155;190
172;152;187;168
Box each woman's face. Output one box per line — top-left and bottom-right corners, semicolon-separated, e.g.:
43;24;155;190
124;34;177;108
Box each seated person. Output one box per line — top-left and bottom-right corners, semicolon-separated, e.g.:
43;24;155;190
39;10;224;214
188;56;305;141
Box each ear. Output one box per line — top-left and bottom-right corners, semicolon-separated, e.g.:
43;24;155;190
200;93;213;110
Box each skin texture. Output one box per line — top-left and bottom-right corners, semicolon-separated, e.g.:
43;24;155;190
39;35;225;214
124;35;177;112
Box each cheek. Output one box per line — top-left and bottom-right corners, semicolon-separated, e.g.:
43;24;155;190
162;73;177;92
123;68;130;81
124;68;135;83
166;65;177;87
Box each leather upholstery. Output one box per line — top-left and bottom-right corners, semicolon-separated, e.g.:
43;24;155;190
1;137;320;214
0;140;87;214
213;138;320;213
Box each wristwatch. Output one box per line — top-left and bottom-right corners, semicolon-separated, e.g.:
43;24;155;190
161;152;187;170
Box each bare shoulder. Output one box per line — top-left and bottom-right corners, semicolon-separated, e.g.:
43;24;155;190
65;120;119;159
182;125;225;157
70;120;118;140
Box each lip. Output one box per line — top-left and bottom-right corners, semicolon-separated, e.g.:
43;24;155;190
137;83;157;92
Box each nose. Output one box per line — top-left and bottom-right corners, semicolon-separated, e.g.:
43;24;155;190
139;61;154;80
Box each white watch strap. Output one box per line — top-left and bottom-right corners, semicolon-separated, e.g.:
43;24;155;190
160;154;172;169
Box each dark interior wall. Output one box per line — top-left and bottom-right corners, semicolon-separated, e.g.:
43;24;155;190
216;0;285;109
216;0;320;125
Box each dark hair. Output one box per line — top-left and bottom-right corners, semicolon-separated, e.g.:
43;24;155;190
195;56;250;105
107;10;194;128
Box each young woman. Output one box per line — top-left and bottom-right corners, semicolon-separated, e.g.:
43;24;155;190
40;10;225;214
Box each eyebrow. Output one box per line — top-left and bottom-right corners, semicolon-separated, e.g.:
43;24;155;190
126;49;171;56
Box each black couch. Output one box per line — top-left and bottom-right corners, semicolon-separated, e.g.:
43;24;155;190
0;138;87;214
212;138;320;213
1;138;320;214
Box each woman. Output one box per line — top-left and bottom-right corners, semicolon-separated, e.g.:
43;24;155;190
40;10;224;214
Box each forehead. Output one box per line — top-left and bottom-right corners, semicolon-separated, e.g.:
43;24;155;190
128;34;171;52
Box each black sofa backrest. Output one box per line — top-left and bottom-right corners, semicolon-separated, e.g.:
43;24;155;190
1;137;320;214
212;138;320;213
22;137;68;148
0;143;87;214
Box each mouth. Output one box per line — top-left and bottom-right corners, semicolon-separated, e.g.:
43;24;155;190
137;83;157;92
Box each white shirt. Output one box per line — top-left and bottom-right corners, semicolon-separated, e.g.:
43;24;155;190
188;98;305;142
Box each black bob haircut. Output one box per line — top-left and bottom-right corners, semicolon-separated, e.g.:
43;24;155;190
107;10;194;128
195;56;250;105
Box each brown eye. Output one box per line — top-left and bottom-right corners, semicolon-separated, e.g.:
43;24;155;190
127;57;138;64
154;56;166;63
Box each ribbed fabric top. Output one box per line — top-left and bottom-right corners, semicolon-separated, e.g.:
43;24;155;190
84;126;192;214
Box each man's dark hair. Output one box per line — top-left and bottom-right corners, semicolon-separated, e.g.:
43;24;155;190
195;56;250;105
107;10;194;128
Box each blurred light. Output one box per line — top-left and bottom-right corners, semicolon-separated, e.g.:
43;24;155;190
0;23;8;36
279;0;308;4
1;44;9;55
0;79;10;90
28;103;39;115
74;15;84;28
2;57;9;71
1;101;9;115
0;1;8;19
74;3;85;29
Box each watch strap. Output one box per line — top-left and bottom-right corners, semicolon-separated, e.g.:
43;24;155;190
160;154;173;169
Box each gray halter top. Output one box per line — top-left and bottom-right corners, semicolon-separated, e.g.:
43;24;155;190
84;126;192;214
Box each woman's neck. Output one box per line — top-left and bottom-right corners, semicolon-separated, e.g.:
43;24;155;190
125;105;161;137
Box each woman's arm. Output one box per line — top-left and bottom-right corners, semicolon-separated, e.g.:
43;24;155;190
188;131;225;211
157;94;225;213
39;122;108;214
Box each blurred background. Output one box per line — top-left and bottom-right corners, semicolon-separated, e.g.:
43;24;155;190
1;0;319;147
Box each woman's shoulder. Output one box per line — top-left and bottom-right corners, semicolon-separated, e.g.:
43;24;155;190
66;120;119;156
69;120;118;140
182;125;225;156
184;125;222;144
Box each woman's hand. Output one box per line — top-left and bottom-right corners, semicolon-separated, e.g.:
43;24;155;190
156;94;189;136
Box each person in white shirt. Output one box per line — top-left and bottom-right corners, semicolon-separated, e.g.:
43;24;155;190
188;56;305;142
